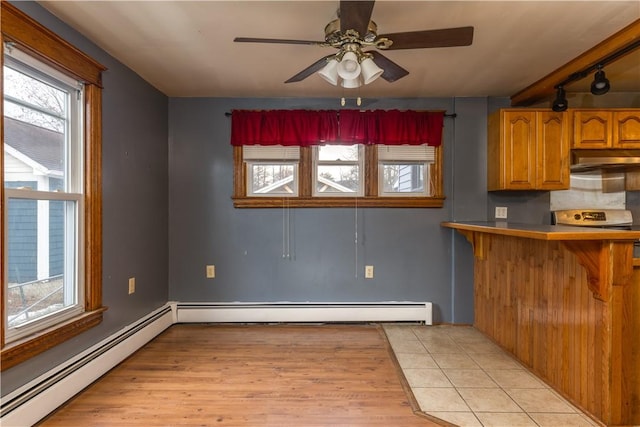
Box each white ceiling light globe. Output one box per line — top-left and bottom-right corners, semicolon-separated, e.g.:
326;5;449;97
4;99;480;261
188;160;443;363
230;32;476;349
337;52;361;80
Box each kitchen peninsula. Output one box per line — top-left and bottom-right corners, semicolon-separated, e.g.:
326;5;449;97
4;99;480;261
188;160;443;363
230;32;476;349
443;221;640;427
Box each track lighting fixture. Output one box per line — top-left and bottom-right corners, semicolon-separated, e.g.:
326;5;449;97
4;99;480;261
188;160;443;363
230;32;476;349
590;64;610;95
548;39;640;111
552;86;568;112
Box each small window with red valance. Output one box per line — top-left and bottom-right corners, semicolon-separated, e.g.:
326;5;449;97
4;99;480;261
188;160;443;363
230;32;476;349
231;109;445;208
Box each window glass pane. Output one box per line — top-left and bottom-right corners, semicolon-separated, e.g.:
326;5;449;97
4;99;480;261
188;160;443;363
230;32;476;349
3;64;68;188
249;163;297;195
3;66;66;131
317;145;359;162
316;165;360;193
382;163;426;194
6;198;78;329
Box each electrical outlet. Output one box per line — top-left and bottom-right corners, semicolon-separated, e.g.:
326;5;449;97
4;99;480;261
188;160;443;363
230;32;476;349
365;265;374;279
128;277;135;295
206;265;216;278
495;206;508;219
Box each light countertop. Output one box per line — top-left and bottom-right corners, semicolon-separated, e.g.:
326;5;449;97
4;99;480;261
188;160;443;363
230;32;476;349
441;221;640;241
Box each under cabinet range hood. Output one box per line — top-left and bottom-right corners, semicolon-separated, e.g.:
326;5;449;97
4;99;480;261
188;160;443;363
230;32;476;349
571;149;640;173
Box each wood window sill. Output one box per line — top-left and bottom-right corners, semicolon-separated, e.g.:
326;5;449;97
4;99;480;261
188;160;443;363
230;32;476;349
1;307;107;371
232;196;445;208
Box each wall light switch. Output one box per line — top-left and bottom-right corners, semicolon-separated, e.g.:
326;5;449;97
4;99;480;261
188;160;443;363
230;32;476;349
365;265;374;279
206;265;216;278
128;277;135;295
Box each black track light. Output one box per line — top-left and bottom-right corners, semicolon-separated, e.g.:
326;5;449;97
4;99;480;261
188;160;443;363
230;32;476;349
590;65;610;95
552;86;568;112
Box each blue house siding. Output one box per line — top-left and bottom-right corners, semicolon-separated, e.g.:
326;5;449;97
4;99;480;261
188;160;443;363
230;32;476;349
7;181;37;283
397;164;423;192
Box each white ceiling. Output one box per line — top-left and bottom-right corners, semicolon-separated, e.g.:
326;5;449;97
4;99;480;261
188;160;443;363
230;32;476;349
37;1;640;101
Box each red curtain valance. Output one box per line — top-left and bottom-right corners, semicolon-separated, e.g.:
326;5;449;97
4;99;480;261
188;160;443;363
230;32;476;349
230;109;443;147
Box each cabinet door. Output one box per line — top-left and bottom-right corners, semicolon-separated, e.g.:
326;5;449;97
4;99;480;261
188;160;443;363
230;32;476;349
504;111;536;189
537;111;569;189
573;110;612;148
613;111;640;148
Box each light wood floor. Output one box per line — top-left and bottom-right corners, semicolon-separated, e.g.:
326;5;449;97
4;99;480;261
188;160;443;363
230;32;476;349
38;324;439;426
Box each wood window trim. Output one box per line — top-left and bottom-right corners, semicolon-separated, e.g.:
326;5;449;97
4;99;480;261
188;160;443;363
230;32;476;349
232;145;445;208
1;2;104;87
1;2;106;371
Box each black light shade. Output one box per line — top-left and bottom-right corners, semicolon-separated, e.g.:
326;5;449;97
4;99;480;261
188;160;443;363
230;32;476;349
552;86;568;112
590;66;610;95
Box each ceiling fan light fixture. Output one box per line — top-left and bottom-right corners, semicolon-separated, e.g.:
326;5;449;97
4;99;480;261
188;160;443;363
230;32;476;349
337;51;361;80
341;76;362;89
360;57;383;84
590;65;610;95
236;3;475;87
318;58;340;85
552;86;568;112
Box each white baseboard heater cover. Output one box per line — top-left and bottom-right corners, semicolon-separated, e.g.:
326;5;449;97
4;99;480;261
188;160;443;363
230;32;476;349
176;302;432;325
0;305;174;427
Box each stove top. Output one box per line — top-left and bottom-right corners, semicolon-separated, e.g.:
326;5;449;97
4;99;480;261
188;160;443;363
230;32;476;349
552;209;633;228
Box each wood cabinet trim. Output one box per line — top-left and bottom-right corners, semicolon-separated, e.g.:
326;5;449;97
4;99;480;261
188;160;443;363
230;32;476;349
571;109;640;149
488;109;569;191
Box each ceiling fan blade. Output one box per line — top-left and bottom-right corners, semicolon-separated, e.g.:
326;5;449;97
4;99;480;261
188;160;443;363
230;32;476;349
339;0;375;37
234;37;324;46
285;54;334;83
380;26;474;50
369;51;409;82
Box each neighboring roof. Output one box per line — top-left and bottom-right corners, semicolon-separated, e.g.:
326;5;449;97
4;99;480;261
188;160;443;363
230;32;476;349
254;174;355;194
4;116;63;173
317;175;355;193
254;175;295;194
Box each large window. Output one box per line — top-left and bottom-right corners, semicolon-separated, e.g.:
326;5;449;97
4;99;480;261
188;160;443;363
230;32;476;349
1;2;105;370
4;50;84;343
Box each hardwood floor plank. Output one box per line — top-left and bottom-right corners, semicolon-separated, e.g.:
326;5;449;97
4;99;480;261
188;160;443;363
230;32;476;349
38;324;436;426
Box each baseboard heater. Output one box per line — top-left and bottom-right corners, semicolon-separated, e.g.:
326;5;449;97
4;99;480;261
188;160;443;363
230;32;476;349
176;302;432;324
0;305;174;427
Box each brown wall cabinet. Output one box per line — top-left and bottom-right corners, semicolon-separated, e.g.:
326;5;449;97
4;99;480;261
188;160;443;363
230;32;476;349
488;109;569;191
572;109;640;149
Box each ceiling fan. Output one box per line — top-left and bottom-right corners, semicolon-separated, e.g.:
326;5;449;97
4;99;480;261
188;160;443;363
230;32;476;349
234;0;474;87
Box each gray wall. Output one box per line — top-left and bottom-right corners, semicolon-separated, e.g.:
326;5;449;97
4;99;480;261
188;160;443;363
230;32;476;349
168;97;489;324
7;0;639;403
1;2;169;396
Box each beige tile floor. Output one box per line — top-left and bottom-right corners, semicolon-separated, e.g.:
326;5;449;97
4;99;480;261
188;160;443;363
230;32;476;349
383;324;599;427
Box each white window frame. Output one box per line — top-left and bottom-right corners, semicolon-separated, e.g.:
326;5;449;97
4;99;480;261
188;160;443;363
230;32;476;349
313;144;364;197
3;48;86;343
243;145;299;197
377;145;435;197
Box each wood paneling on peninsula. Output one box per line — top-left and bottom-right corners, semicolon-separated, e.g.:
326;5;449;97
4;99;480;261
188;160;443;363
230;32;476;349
443;222;640;427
